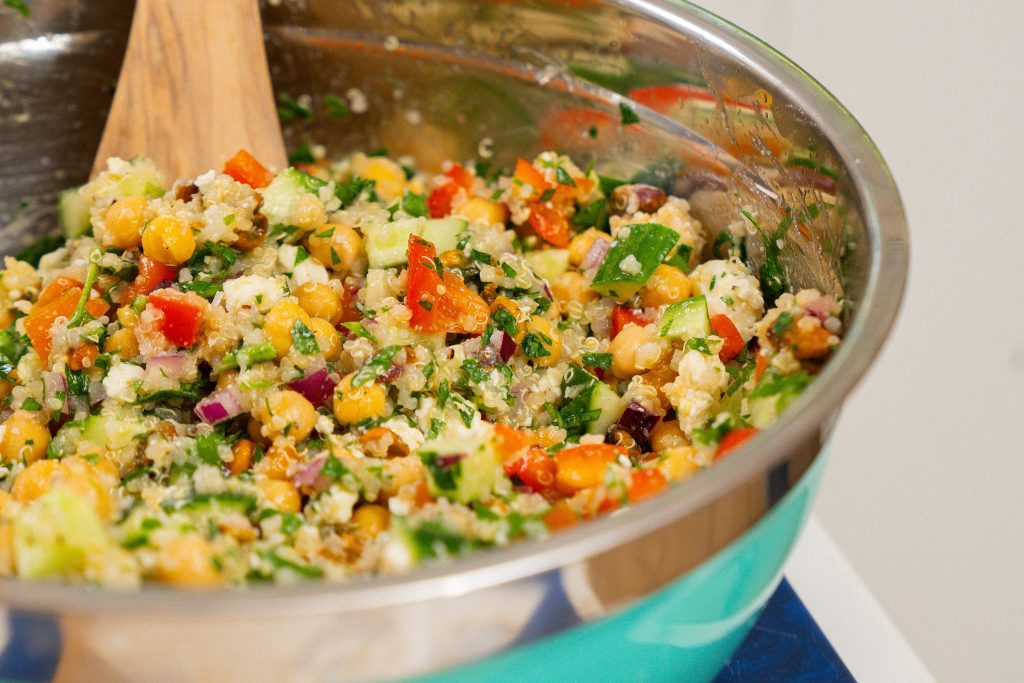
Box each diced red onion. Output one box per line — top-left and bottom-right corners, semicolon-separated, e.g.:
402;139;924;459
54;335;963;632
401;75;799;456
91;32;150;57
68;395;90;415
293;455;327;489
42;371;68;414
288;367;337;407
147;353;187;379
805;295;839;321
580;237;610;270
540;281;553;300
489;329;517;363
436;453;466;469
194;387;244;424
617;401;661;446
88;381;107;406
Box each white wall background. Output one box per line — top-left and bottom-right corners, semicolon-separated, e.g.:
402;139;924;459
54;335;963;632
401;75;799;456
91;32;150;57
692;1;1024;680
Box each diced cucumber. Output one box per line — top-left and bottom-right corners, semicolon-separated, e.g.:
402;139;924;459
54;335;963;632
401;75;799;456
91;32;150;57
747;396;777;429
81;414;146;450
525;249;569;282
58;188;92;238
419;434;504;504
14;489;111;579
161;492;258;515
365;218;422;268
261;167;325;228
420;217;468;254
388;517;484;567
659;294;711;341
586;381;627;434
590;223;679;300
365;217;468;269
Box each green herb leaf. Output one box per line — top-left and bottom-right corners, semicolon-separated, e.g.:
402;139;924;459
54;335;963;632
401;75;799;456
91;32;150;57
555;167;576;187
619;102;640;125
520;332;552;359
341;321;378;345
351;346;400;387
277;93;313;121
582;352;611;369
288;141;315;165
324;94;350;118
290;320;320;355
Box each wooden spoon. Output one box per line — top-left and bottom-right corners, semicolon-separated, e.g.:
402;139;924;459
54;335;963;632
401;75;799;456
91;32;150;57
92;0;286;180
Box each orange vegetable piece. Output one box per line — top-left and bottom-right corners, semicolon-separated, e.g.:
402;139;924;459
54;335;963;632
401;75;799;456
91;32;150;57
24;288;109;362
513;158;549;196
406;235;488;335
710;314;744;362
67;343;99;371
223;149;274;189
527;203;570;248
543;500;578;532
627;468;668;503
554;443;627;493
494;424;530;460
715;428;759;461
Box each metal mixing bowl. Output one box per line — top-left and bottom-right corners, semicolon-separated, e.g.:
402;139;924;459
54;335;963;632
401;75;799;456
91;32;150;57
0;1;907;681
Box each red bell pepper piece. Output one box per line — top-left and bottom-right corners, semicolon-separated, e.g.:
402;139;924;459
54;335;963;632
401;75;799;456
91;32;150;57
710;313;745;362
123;256;179;303
223;149;274;189
527;204;570;248
148;289;206;348
427;164;474;218
715;428;759;461
610;307;652;339
406;235;488;335
513;158;549;197
627;468;668;503
505;446;558;496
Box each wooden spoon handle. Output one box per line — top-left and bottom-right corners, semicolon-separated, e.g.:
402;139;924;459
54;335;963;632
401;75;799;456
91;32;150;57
92;0;286;180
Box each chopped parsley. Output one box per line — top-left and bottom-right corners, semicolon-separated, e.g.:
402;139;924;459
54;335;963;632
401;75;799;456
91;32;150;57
619;102;640;125
290;320;320;355
351;346;400;387
582;352;612;369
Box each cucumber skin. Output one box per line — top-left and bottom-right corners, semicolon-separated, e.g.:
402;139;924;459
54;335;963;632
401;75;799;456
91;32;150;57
365;218;467;269
658;294;711;341
590;223;679;300
59;188;92;239
587;382;626;434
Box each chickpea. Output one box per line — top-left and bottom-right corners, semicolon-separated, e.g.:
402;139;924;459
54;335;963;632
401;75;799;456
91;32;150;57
1;411;50;464
659;446;700;482
306;223;365;274
105;327;139;358
352;504;390;536
141;215;196;265
117;306;140;329
103;195;147;250
551;271;599;311
257;389;317;442
355;156;407;202
568;228;611;267
157;535;222;588
333;373;388;425
650;420;688;452
456;198;508;225
523;316;562;367
639;264;692;308
308;317;341;360
609;323;665;378
263;300;313;359
57;457;114;519
11;459;60;503
294;282;342;324
228;439;254;476
257;479;302;514
254;440;301;480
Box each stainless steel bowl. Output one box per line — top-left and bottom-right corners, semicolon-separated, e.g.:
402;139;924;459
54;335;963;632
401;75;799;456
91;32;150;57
0;1;907;681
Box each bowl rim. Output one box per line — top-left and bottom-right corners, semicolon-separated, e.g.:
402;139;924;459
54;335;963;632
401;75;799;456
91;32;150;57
0;0;908;614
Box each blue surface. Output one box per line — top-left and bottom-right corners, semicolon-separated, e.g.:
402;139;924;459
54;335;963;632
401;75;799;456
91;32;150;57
714;579;854;683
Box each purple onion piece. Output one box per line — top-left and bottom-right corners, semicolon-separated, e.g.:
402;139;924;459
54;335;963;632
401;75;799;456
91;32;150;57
805;295;839;321
617;401;662;446
147;353;187;378
287;367;337;407
194;387;244;424
42;371;68;415
580;237;610;270
488;330;517;364
293;455;327;488
88;381;107;406
436;453;466;469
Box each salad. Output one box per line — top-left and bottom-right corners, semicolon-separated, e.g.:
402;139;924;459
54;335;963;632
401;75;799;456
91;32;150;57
0;148;842;587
